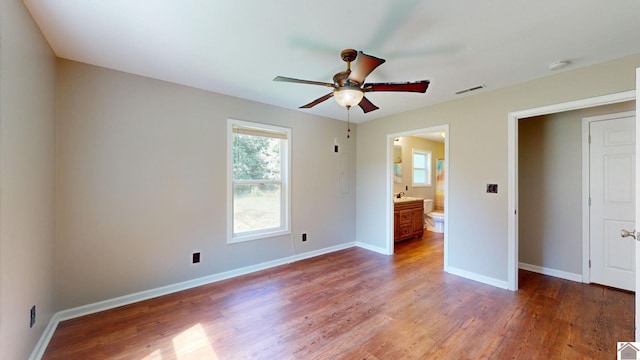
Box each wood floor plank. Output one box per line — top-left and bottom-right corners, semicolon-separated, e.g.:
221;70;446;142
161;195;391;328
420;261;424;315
43;233;634;359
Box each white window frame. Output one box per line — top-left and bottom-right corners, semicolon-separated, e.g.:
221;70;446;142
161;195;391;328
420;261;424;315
412;148;432;187
227;119;291;243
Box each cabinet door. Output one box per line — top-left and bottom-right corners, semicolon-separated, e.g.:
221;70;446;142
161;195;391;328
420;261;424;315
411;208;424;237
394;211;400;241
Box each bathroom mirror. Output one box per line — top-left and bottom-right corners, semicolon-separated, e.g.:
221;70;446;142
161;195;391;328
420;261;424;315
393;144;402;183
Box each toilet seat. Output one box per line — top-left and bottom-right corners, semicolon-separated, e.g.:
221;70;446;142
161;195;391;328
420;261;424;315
429;211;445;220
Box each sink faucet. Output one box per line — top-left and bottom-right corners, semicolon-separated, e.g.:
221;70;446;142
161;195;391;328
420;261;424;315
397;192;405;199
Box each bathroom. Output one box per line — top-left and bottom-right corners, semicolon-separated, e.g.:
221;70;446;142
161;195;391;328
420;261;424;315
393;132;445;235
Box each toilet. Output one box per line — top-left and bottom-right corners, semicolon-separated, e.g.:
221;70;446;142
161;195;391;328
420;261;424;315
423;199;445;233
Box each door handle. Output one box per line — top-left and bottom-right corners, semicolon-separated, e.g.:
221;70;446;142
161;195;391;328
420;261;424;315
621;229;636;239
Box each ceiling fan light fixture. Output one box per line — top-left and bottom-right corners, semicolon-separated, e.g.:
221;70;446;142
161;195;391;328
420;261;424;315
334;87;364;108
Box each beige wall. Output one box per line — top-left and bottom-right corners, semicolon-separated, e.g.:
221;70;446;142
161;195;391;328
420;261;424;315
518;101;635;275
0;1;57;359
55;60;357;309
356;54;640;283
393;136;444;202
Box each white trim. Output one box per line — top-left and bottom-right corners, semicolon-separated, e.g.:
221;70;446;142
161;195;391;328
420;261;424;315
581;116;591;284
507;90;636;291
581;111;636;285
29;315;60;360
507;110;518;291
29;242;356;359
443;127;450;269
386;125;449;264
355;241;388;255
518;262;583;283
635;68;640;341
444;265;510;289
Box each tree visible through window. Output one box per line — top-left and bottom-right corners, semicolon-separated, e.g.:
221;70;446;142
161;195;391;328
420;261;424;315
229;120;290;242
412;149;432;187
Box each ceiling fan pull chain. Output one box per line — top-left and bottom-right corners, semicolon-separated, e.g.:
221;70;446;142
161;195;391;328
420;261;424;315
347;106;351;139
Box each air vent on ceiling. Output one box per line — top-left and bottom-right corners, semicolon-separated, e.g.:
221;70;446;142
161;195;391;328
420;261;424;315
455;85;486;95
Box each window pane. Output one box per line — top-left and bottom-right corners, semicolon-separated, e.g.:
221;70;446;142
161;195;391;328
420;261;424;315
233;134;281;180
233;183;281;234
412;149;431;187
413;153;425;168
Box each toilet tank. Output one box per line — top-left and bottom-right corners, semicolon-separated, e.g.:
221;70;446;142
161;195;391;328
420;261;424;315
423;199;433;214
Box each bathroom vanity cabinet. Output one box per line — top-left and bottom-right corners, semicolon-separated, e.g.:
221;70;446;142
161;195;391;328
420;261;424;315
393;199;424;242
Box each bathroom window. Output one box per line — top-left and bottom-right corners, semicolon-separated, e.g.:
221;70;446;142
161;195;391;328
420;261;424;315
412;149;432;187
228;119;291;243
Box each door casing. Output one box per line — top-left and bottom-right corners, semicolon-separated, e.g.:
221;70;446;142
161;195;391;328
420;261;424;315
507;90;636;291
634;67;639;340
386;125;449;258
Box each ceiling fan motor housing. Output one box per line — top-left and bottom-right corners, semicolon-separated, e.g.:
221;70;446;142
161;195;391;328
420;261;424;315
333;71;353;86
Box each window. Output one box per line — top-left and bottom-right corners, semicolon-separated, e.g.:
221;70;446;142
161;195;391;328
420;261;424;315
412;149;432;187
228;119;291;243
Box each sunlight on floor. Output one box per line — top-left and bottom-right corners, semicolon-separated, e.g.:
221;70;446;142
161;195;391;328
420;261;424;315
140;323;219;359
141;349;162;360
172;323;219;360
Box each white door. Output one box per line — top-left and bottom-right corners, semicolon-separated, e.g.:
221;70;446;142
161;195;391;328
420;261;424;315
589;113;636;291
635;67;640;341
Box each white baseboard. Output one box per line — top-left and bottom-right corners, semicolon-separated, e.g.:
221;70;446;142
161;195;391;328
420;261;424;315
355;241;389;255
518;262;583;283
29;312;62;360
30;242;357;360
445;266;510;290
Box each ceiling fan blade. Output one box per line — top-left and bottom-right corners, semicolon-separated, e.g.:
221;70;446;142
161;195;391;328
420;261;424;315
358;96;379;113
348;51;386;83
364;80;430;93
274;76;334;88
300;92;334;109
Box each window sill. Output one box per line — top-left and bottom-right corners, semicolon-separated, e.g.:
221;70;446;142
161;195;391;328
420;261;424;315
228;229;291;244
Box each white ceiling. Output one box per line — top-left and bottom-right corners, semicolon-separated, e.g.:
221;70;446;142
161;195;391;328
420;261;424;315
23;0;640;123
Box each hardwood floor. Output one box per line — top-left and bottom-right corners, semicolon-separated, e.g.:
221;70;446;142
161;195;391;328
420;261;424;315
43;232;634;359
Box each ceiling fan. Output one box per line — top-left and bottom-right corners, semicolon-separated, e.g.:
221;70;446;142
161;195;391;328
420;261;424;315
274;49;430;113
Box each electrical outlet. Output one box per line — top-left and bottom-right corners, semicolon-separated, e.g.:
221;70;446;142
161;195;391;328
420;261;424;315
302;233;307;242
192;252;200;264
30;305;36;328
487;184;498;193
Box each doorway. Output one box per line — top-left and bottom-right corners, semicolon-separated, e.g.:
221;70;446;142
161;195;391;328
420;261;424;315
386;125;449;260
507;90;636;291
517;106;635;288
